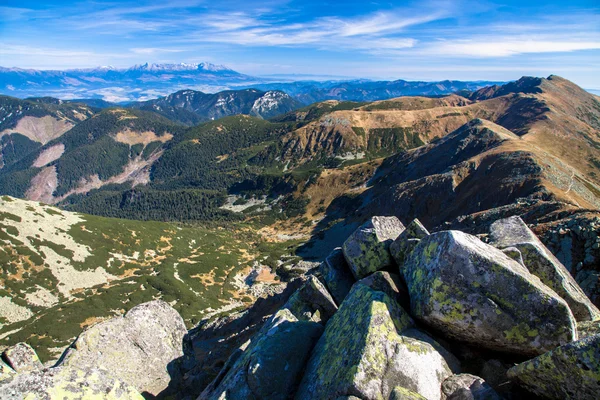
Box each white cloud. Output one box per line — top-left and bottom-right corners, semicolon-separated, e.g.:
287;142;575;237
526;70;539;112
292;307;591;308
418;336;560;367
428;39;600;57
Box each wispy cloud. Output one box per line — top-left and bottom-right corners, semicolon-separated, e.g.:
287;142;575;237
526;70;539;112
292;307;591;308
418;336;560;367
428;38;600;57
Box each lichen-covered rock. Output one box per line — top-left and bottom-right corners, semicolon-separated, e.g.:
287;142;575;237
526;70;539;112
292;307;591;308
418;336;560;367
296;284;458;400
442;374;501;400
282;275;338;323
391;219;430;268
0;366;143;399
2;343;43;373
357;271;411;312
501;247;525;267
58;300;187;396
403;230;577;355
320;248;356;305
200;309;323;400
343;216;405;279
577;320;600;338
389;386;427;400
0;359;15;382
490;216;600;321
507;334;600;399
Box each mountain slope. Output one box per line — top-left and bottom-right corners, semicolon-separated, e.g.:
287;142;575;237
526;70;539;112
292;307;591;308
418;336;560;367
129;89;302;125
0;96;96;169
0;196;299;362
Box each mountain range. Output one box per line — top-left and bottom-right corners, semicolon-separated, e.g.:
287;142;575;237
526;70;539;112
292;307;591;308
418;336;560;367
0;62;501;102
1;74;600;392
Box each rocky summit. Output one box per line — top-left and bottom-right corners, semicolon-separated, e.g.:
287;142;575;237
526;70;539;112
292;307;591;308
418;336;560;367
1;215;598;399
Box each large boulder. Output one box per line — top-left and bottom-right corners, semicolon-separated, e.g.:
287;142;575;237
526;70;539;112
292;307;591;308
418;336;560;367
2;343;43;373
57;300;187;396
507;334;600;399
577;320;600;338
320;248;356;305
0;366;143;399
296;284;459;400
342;216;405;279
489;216;600;321
389;386;427;399
282;275;338;323
403;230;577;355
200;309;323;400
357;271;411;313
390;219;430;268
442;374;501;400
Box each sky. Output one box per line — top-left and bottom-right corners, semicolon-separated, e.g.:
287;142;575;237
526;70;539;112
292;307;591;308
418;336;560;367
1;0;599;88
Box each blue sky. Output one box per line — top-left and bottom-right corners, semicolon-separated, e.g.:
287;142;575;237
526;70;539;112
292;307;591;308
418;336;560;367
1;0;599;88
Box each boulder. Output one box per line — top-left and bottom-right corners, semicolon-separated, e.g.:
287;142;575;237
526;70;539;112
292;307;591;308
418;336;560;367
403;230;577;355
57;300;187;396
0;366;143;399
391;219;430;268
489;216;600;321
200;309;323;400
507;334;600;399
320;248;356;305
500;247;525;267
342;216;405;279
478;359;510;390
2;343;43;373
389;386;427;399
442;374;501;400
357;271;411;311
282;275;338;323
577;320;600;338
296;284;458;400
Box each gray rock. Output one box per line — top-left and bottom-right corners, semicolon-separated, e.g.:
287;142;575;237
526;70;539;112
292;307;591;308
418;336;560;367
507;334;600;399
490;216;600;321
391;219;429;268
320;248;356;305
343;216;405;279
442;374;501;400
357;271;411;311
403;230;577;356
282;275;338;323
577;320;600;338
479;359;510;390
296;284;458;400
2;343;43;373
0;366;143;399
57;300;187;396
200;309;323;400
389;386;427;399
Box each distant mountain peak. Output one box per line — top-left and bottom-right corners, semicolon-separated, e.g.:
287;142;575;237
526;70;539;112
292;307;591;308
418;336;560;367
127;62;233;73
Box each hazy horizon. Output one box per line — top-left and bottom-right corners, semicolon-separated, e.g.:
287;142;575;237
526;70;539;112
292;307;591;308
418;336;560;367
1;0;599;89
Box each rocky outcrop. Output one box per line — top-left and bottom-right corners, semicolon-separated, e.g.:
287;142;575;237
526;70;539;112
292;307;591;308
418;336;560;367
507;334;600;399
2;343;42;373
0;366;143;400
441;374;501;400
342;216;405;279
320;248;355;305
57;300;187;397
490;216;600;321
403;230;576;355
282;275;338;323
390;218;430;268
199;309;323;400
296;284;459;400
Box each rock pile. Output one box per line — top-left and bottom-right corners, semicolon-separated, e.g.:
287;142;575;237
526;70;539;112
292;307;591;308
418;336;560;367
1;215;599;399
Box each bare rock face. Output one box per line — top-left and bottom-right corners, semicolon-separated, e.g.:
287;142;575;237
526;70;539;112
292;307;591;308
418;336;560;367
489;216;600;321
403;230;577;355
0;366;143;400
57;300;187;397
0;359;16;383
342;216;405;279
507;334;600;399
442;374;501;400
199;309;323;400
296;284;459;400
2;343;43;373
320;248;356;306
